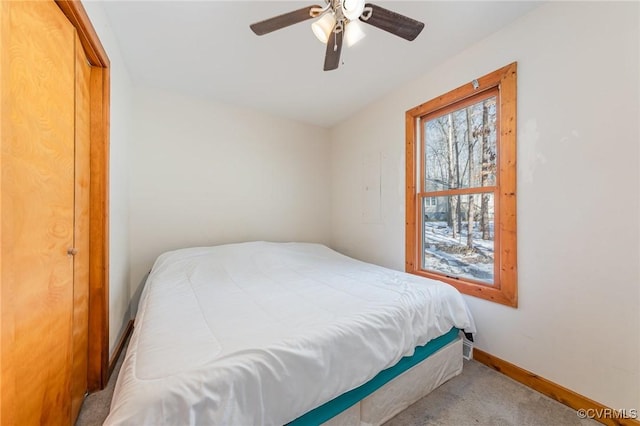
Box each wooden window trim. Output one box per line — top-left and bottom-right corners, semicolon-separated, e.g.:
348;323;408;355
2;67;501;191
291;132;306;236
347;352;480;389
406;62;517;307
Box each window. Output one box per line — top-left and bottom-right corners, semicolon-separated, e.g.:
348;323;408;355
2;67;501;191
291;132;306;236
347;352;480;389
405;63;517;307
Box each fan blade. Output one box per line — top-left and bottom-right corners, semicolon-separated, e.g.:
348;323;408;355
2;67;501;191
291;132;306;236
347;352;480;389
250;5;321;36
323;27;343;71
360;3;424;41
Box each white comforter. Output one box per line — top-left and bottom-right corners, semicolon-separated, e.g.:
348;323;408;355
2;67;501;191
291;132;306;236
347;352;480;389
105;242;475;425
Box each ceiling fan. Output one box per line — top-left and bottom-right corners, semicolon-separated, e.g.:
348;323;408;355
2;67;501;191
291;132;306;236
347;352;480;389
250;0;425;71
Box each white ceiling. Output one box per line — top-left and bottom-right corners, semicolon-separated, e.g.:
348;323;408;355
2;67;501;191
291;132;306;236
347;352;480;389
100;1;542;127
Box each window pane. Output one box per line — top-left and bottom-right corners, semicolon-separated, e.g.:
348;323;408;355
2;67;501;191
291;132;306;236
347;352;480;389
424;96;497;191
422;194;495;285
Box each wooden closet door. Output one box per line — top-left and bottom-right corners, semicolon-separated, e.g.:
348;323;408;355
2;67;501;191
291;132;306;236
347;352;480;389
0;1;89;424
71;31;92;422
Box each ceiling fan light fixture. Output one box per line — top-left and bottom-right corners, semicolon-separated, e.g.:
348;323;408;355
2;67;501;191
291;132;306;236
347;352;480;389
345;20;366;47
250;2;425;71
311;12;336;44
342;0;365;21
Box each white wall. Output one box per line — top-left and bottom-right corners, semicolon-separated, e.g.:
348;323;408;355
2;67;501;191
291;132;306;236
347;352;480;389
82;2;133;356
330;2;639;410
129;87;332;302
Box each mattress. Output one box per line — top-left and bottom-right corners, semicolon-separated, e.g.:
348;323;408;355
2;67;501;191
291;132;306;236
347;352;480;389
105;242;475;425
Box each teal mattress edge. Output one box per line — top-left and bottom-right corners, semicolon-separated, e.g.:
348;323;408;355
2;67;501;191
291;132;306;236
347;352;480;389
288;327;460;425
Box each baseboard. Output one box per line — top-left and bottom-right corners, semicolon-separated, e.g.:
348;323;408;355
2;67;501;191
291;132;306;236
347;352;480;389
108;319;134;378
473;349;639;426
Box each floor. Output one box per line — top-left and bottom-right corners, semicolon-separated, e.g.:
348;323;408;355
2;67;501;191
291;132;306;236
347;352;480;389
383;360;598;426
76;347;598;426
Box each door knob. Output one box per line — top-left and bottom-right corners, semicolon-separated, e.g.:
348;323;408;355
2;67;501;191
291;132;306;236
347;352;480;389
67;248;78;256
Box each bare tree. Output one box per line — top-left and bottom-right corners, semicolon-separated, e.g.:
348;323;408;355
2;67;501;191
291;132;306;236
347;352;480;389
466;107;475;249
479;99;492;240
446;114;459;238
426;136;449;191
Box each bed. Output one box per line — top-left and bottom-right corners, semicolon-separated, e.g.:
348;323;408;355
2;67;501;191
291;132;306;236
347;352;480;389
105;241;475;425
